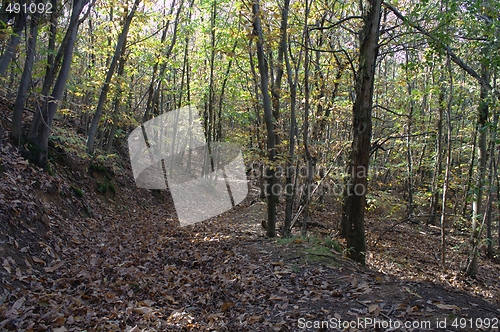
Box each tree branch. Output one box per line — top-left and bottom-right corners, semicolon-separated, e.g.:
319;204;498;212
383;2;500;99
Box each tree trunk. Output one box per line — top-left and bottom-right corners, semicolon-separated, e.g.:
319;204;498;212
440;56;453;270
253;0;277;237
28;0;59;139
282;0;294;238
11;4;41;146
405;62;414;220
301;0;313;236
32;0;88;167
87;0;141;154
485;90;499;259
462;122;477;216
429;77;445;225
341;0;382;265
105;42;128;152
142;0;184;122
0;4;26;77
465;67;489;278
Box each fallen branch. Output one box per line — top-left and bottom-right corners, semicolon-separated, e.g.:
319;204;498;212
372;218;409;247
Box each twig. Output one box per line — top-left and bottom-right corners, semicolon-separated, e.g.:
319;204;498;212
291;148;344;228
372;218;409;247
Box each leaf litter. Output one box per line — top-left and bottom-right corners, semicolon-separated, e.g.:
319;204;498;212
0;122;499;331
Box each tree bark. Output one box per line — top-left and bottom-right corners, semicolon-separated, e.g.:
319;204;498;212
11;3;41;146
0;3;26;77
282;0;295;238
341;0;382;265
28;0;59;139
253;0;277;237
32;0;88;167
465;67;489;278
301;0;313;236
440;56;453;270
429;79;445;225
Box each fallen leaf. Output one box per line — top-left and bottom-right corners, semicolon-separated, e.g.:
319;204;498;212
32;257;45;265
164;295;177;303
369;304;380;316
44;261;64;273
53;315;66;327
3;259;11;274
12;297;25;311
133;307;154;315
435;303;461;311
221;302;235;311
247;315;262;324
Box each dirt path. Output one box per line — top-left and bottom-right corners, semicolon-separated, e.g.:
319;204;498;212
1;191;499;331
0;122;498;331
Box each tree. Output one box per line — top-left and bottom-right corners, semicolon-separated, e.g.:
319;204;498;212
87;0;141;154
465;66;489;277
341;0;382;265
11;0;42;146
31;0;89;167
252;0;277;237
0;1;26;77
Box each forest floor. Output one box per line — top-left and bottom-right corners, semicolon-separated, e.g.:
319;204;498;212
0;106;499;331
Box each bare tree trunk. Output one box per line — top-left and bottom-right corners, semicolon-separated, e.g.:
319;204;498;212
462;122;477;216
282;0;295;238
142;0;184;122
216;40;238;141
485;90;498;259
11;3;41;146
465;66;489;278
32;0;88;167
105;43;128;152
0;4;26;77
253;0;277;237
406;76;414;220
440;56;453;270
341;0;382;265
429;79;445;225
28;0;59;139
301;0;313;236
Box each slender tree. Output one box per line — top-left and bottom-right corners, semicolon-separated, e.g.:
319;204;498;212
11;1;42;145
0;2;26;77
87;0;141;153
341;0;382;264
252;0;277;237
32;0;89;167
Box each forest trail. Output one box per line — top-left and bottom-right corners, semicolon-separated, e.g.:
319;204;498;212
0;108;498;331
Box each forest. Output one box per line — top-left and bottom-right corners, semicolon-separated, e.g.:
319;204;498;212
0;0;499;330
